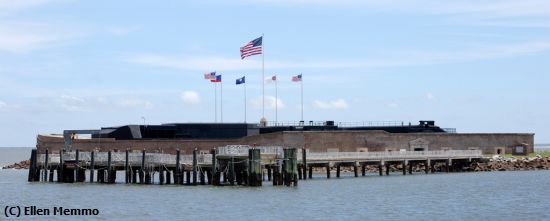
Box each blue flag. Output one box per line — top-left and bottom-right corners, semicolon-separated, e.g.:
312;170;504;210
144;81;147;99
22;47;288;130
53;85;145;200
236;76;245;85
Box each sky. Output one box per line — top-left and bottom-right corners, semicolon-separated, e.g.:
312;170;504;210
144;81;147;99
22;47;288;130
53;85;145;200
0;0;549;146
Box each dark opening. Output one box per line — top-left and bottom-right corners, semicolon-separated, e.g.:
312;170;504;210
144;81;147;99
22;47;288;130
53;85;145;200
497;149;502;154
414;148;425;151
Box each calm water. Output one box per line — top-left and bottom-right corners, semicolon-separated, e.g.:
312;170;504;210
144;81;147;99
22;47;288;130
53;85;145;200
1;149;550;220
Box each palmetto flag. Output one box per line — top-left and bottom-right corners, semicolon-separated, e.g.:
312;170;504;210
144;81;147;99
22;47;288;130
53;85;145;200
236;76;245;85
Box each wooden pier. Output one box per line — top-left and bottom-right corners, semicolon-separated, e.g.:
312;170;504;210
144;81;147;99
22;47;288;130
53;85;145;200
28;146;483;187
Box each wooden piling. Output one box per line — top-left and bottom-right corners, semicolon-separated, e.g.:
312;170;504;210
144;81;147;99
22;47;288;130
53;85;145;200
186;171;191;185
44;149;49;182
402;160;407;175
229;157;235;185
326;165;331;179
75;149;81;182
283;148;298;186
125;150;130;184
175;149;181;185
160;165;165;185
248;148;262;186
98;169;104;183
140;150;145;184
425;159;430;174
90;151;95;183
385;163;390;175
27;149;38;182
336;164;341;178
378;161;383;176
199;169;205;185
302;148;307;180
211;148;219;186
49;169;54;182
361;164;366;176
57;150;64;183
354;162;358;177
192;148;197;185
408;162;413;174
107;151;113;184
267;165;272;181
309;166;313;179
166;170;171;184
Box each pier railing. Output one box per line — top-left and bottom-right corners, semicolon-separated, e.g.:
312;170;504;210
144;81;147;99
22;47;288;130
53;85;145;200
307;150;482;162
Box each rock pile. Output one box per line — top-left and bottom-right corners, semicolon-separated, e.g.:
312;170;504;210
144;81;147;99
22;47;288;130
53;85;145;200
1;160;30;169
471;155;550;171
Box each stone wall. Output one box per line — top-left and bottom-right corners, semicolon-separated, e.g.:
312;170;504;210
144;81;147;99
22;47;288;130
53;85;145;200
36;130;534;155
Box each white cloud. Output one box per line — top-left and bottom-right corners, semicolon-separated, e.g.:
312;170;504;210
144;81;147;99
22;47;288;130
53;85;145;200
313;99;349;109
0;100;21;112
126;41;550;71
57;94;88;112
116;98;153;109
0;21;84;53
0;0;61;14
426;93;436;101
180;91;200;105
251;96;285;110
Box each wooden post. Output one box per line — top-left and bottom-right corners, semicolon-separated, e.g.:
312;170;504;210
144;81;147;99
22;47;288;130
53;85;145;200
354;162;358;177
166;170;171;184
98;169;104;183
58;150;64;183
229;157;235;185
211;148;219;186
44;149;49;182
302;148;307;180
125;150;130;184
425;159;430;174
132;169;137;184
336;164;341;178
402;160;407;175
431;161;435;173
107;151;113;184
192;148;198;185
283;148;298;186
75;149;80;182
309;166;313;179
27;149;38;182
361;164;366;176
385;162;390;176
140;150;145;184
408;162;413;174
175;149;181;185
267;165;272;181
199;169;205;185
248;148;262;186
159;165;165;185
446;159;451;173
272;162;278;186
378;161;383;176
49;169;54;182
298;165;303;180
186;171;191;185
90;151;95;183
326;165;331;179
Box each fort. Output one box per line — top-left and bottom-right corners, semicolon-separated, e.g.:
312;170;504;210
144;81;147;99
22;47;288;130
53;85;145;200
36;120;533;155
27;120;535;186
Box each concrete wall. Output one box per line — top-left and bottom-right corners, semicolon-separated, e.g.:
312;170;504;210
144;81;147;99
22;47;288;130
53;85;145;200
36;131;534;155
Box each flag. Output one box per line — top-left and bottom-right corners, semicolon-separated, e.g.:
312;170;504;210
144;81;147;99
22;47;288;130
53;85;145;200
240;36;262;59
211;75;222;83
236;76;245;85
272;75;277;81
292;74;302;82
204;71;216;80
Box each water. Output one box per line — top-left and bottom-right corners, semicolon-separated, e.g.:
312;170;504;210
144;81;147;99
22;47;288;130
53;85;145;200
1;149;550;220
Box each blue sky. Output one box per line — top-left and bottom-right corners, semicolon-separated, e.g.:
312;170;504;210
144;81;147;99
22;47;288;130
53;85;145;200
0;0;549;146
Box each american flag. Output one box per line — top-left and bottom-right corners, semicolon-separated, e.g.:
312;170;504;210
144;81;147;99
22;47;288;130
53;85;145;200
204;71;216;80
292;74;302;82
240;36;262;59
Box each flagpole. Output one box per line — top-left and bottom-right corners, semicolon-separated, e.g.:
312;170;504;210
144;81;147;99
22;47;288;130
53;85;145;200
301;73;303;122
244;79;247;123
221;79;223;123
214;83;217;123
275;75;278;125
261;33;265;123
